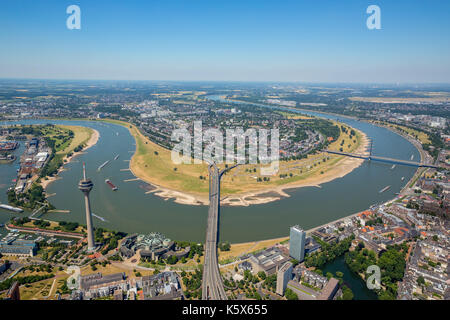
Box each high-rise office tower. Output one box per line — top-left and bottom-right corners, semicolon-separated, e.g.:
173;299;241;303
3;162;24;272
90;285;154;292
78;163;95;251
289;225;306;262
276;261;293;295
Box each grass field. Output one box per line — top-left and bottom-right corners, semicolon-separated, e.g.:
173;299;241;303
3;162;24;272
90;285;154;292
11;269;71;300
16;126;67;183
80;262;155;279
101;119;363;197
276;111;312;119
37;124;93;155
19;278;55;300
21;220;85;234
373;121;431;145
33;124;94;182
56;125;93;155
38;125;73;152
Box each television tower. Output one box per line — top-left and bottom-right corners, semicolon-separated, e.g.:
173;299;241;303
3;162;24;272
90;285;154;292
78;162;95;251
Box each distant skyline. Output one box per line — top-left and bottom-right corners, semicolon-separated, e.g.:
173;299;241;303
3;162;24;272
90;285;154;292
1;0;449;83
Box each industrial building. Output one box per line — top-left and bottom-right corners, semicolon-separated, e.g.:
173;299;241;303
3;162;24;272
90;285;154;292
248;247;290;275
0;239;37;257
80;272;126;291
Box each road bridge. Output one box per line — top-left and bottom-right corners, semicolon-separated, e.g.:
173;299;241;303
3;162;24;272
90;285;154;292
323;150;439;169
202;163;238;300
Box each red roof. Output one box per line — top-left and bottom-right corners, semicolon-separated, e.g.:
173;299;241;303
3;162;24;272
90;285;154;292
88;252;102;259
394;227;408;236
358;210;373;218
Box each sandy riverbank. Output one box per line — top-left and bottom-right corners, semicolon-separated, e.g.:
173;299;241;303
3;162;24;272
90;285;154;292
142;182;209;206
129;166;209;206
128;127;369;207
221;129;369;206
40;128;100;190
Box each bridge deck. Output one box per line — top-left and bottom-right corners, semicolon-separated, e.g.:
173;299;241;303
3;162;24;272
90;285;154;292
323;150;438;168
202;163;227;300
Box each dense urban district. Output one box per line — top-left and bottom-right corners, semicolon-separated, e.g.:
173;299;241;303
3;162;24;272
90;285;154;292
0;80;449;301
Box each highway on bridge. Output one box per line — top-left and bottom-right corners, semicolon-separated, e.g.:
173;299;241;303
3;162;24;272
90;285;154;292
323;150;440;169
202;162;238;300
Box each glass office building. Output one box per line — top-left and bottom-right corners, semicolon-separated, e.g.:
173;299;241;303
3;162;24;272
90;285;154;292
289;225;306;262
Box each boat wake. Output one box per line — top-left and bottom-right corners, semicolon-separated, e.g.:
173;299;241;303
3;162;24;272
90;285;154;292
98;160;110;171
92;213;108;222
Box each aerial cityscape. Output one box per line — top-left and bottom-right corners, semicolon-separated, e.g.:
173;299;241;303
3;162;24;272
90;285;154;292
0;0;449;313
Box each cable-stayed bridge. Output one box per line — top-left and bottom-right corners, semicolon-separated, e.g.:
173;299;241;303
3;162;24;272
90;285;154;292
323;141;439;169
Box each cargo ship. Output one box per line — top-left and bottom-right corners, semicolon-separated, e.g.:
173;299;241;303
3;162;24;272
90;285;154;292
379;185;391;193
114;154;120;160
105;179;118;191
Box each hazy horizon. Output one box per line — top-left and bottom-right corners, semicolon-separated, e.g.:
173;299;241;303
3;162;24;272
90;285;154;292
2;78;450;87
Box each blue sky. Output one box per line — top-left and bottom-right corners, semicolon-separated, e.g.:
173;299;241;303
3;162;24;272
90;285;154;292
0;0;449;83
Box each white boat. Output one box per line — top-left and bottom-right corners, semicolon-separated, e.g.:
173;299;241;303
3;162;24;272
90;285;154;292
98;160;110;171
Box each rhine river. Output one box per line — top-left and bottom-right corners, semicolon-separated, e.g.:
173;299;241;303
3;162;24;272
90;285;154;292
0;103;419;244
